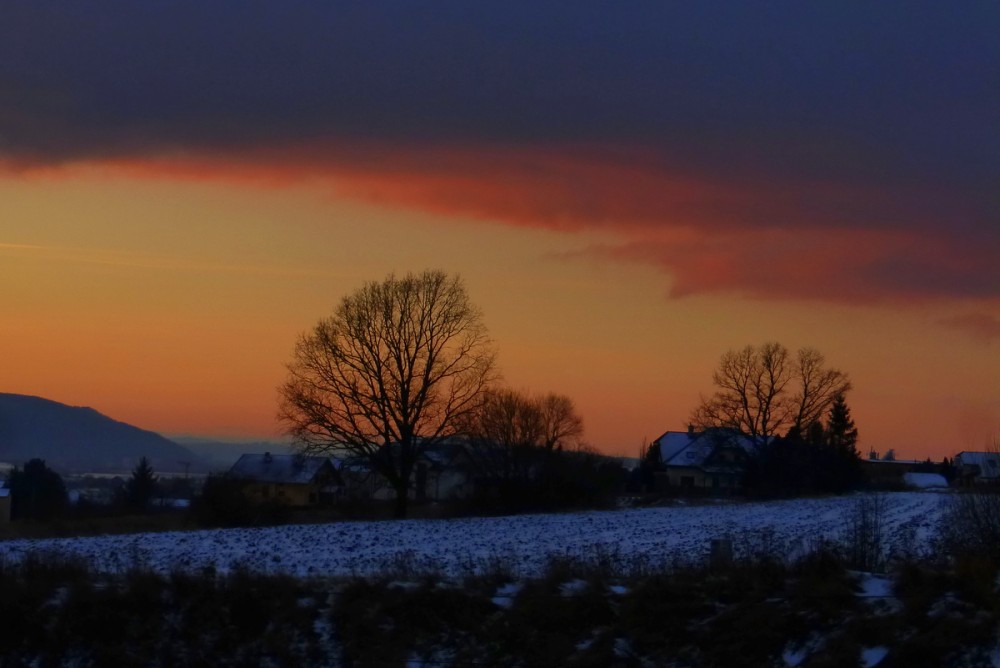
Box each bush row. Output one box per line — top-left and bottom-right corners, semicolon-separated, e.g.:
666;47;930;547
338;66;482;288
2;538;1000;667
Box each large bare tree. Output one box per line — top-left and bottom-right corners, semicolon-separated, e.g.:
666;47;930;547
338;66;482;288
692;342;850;442
278;270;497;518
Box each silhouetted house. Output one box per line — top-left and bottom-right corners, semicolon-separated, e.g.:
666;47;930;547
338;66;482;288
416;441;477;500
0;487;9;523
227;453;341;506
338;440;476;502
954;451;1000;485
859;450;924;487
651;427;758;493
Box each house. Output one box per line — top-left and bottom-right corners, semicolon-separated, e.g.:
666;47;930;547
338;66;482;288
859;450;927;487
415;441;476;501
227;452;342;506
651;427;759;493
954;451;1000;485
0;487;9;523
337;439;477;502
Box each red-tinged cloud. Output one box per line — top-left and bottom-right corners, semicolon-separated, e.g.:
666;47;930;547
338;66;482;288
15;141;997;307
1;3;997;306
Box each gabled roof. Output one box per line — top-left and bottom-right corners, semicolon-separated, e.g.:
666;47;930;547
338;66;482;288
420;440;470;468
228;453;336;484
344;438;472;472
653;428;760;469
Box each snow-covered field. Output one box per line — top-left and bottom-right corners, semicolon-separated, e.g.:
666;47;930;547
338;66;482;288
0;492;946;578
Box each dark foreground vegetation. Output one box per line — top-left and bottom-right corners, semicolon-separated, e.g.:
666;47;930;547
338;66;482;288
3;508;1000;668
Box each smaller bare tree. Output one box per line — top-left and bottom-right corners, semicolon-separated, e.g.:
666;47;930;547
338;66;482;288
791;348;852;434
465;388;544;485
464;388;585;484
692;342;851;441
538;393;585;452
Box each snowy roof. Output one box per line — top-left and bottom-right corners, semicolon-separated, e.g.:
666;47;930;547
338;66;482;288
955;451;1000;479
653;429;759;469
228;453;337;485
655;432;697;463
420;441;468;467
341;439;471;471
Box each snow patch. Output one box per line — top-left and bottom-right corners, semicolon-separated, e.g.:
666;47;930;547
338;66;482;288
491;582;522;608
861;645;888;667
855;573;893;599
903;472;948;489
560;579;589;597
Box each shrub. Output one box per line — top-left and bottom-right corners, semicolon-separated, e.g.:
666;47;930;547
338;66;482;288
843;493;886;571
939;488;1000;562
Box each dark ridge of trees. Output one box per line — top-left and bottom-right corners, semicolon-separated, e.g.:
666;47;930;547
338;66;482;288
743;395;863;498
6;458;69;520
461;387;623;513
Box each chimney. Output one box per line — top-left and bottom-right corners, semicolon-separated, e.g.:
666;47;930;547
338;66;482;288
688;424;695;436
263;451;272;464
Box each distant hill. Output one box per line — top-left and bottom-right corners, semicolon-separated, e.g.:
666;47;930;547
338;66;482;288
0;393;198;473
170;436;294;472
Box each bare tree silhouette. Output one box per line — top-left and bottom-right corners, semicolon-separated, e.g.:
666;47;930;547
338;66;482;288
279;270;497;518
692;342;850;441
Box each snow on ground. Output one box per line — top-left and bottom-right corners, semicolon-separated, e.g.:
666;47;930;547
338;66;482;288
855;573;894;599
861;646;889;667
903;472;948;489
0;492;946;578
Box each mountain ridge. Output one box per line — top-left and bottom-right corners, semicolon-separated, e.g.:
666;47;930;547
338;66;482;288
0;393;198;473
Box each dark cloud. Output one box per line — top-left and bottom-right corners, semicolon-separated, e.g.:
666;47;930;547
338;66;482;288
1;1;997;302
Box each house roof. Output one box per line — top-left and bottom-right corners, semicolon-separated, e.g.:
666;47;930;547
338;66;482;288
228;453;336;484
653;429;760;469
338;439;471;473
955;451;1000;479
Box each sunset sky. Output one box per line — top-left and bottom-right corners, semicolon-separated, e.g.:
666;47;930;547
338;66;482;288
1;3;997;459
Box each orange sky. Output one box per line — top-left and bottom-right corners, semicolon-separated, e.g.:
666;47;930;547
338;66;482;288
1;4;998;460
1;165;997;459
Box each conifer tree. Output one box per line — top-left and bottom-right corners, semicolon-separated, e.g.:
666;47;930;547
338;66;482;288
826;394;859;455
125;456;159;511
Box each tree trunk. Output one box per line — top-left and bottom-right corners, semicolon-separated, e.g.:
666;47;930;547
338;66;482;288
393;483;409;519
